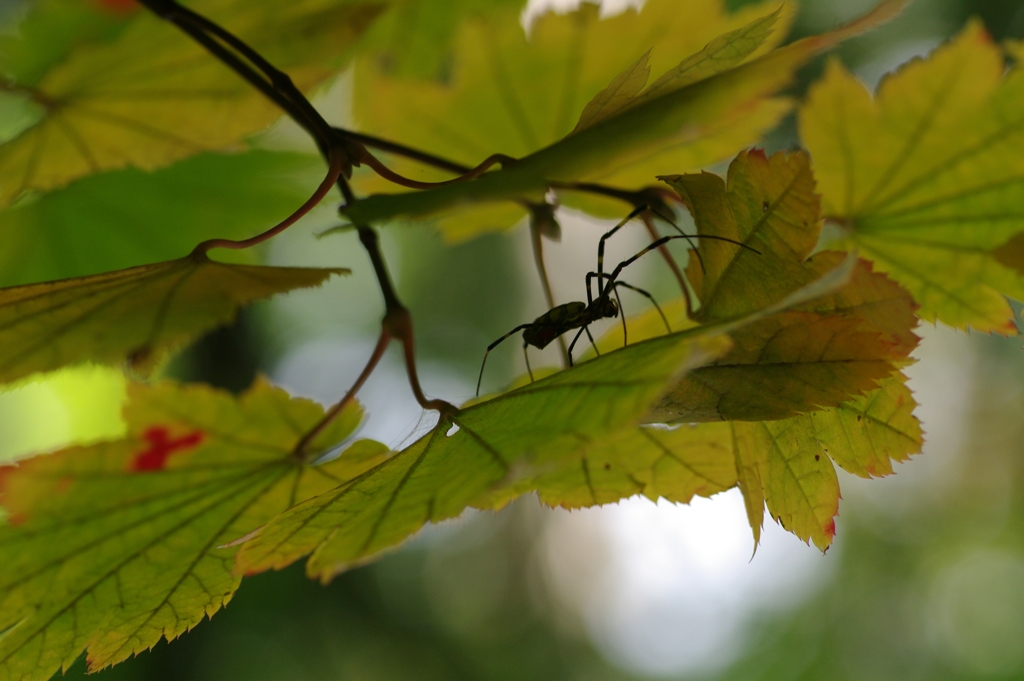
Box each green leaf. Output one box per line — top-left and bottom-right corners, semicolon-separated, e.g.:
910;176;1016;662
235;326;734;581
355;0;523;81
235;244;863;577
0;253;345;384
800;21;1024;333
529;372;920;551
570;49;653;135
0;0;131;88
344;0;906;232
0;150;323;287
350;0;796;237
531;421;737;510
0;378;385;679
0;0;383;207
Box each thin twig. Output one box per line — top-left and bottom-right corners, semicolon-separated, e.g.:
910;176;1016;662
641;213;689;297
292;329;391;462
360;152;516;190
529;221;569;367
193;153;343;254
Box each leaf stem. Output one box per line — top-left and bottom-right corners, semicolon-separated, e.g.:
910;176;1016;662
193;152;343;254
292;329;391;463
529;221;569;367
339;126;681;214
641;212;690;299
360;152;517;190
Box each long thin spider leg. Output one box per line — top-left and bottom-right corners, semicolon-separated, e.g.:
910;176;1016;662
650;206;762;255
642;212;688;295
477;324;533;396
602;234;762;297
612;285;627;346
523;342;535;384
567;327;587;366
585;272;598;306
648;207;704;274
584;326;600;355
613;281;671;334
598;205;647;281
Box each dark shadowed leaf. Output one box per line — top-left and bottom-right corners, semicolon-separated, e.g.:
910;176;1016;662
0;253;345;383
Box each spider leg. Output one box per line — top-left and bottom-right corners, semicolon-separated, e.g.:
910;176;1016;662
612;281;672;334
647;207;705;274
567;327;588;366
583;326;600;356
523;341;534;383
477;323;533;396
597;205;647;282
585;272;597;306
612;285;627;346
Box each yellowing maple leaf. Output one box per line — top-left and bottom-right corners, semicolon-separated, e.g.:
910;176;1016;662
0;379;385;680
236;325;736;581
0;253;345;384
0;0;382;207
800;21;1024;333
530;148;921;551
655;152;919;422
531;421;737;510
350;0;796;238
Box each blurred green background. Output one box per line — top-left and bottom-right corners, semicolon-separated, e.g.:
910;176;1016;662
3;0;1024;679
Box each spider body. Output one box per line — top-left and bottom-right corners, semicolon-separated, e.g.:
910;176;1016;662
474;206;758;396
522;300;618;350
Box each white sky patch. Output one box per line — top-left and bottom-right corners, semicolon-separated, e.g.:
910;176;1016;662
272;337;470;449
542;490;835;676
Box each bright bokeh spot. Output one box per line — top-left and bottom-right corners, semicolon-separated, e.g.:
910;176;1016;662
0;365;125;463
543;490;835;676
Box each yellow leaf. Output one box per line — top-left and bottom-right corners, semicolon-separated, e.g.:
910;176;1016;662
800;21;1024;333
656;151;920;421
0;253;344;384
805;373;922;479
733;418;840;551
351;0;796;238
662;149;822;321
235;324;732;581
0;0;382;206
652;307;902;422
533;422;737;510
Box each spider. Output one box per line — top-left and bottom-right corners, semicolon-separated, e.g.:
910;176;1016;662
475;206;758;395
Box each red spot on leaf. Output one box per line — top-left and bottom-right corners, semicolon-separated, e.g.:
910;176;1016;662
94;0;139;14
6;513;27;527
823;518;836;539
130;427;205;472
0;465;16;494
748;148;768;161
